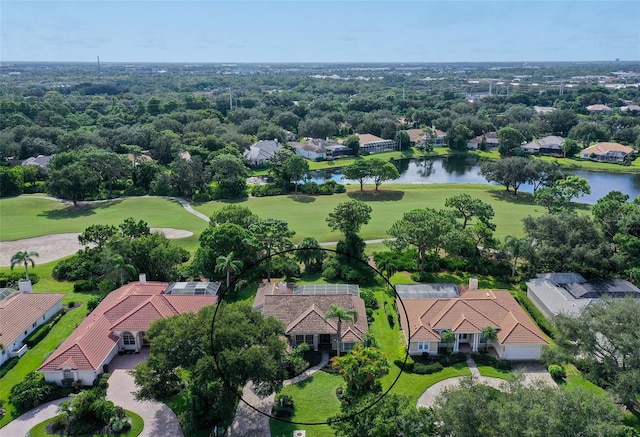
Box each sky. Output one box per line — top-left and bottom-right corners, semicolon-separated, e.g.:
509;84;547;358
1;0;639;63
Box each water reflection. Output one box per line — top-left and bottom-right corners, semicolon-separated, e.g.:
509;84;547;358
306;156;640;204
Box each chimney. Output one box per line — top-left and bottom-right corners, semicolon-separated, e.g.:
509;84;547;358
139;273;147;285
469;278;478;290
19;279;33;293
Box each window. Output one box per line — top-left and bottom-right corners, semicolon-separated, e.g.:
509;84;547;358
417;341;430;352
295;335;304;344
305;335;314;345
63;369;73;380
33;322;37;328
123;332;135;346
342;342;355;352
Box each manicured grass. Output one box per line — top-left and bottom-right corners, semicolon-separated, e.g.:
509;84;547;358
27;409;143;437
0;302;89;427
195;184;551;243
557;364;606;395
270;371;343;437
476;365;514;380
537;155;640;173
0;196;208;242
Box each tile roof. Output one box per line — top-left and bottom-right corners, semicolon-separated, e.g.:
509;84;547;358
0;292;64;349
581;142;633;156
262;293;368;342
397;288;547;346
39;281;216;372
356;133;386;144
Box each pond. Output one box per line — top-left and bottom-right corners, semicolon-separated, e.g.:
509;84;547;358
307;156;640;205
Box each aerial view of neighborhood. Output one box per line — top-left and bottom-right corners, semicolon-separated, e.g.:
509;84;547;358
1;1;639;437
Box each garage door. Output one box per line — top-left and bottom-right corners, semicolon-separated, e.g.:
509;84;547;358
505;345;541;360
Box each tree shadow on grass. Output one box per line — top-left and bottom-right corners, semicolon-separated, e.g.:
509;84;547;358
347;190;405;202
288;194;316;204
38;200;123;220
488;190;536;206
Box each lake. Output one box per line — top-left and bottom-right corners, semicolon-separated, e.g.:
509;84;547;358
307;156;640;204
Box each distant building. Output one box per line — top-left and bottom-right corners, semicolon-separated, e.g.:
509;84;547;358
243;139;282;166
586;104;613;114
580;142;634;162
291;138;339;160
620;104;640;113
467;132;499;150
521;136;565;155
533;106;556;115
526;273;640;318
21;154;54;168
356;134;397;154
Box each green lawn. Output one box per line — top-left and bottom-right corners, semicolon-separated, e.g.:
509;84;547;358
0;301;88;427
269;371;343;437
27;409;143;437
194;184;554;243
0;196;208;242
557;364;606;395
537;155;640;173
476;365;514;380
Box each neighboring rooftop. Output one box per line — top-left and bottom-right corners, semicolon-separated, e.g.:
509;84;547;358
164;281;220;295
21;154;54;168
395;283;460;300
293;283;360;296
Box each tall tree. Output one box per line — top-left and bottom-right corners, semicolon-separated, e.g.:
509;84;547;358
214;252;243;290
342;160;372;191
105;253;137;287
282;154;310;193
480;157;533;196
209;204;259;228
326;200;372;237
295;237;325;273
330;344;389;403
444;194;495;230
503;235;530;278
369;158;400;191
497;126;526;156
325;304;359;357
249;219;295;282
10;250;39;281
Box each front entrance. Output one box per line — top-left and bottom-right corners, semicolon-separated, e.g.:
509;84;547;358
459;334;469;344
319;334;331;350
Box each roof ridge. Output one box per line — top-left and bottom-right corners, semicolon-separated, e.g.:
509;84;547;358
502;321;548;343
109;298;159;330
285;304;336;334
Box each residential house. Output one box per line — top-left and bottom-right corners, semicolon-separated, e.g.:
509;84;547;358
21;154;54;168
533;106;556;115
526;273;640;319
253;282;368;353
356;134;397;154
407;129;427;145
620;104;640;113
397;282;548;360
580;142;634;162
291;138;341;160
521;136;565;155
427;128;448;147
39;277;218;385
586;104;613;114
467;132;499;150
0;288;64;366
243;139;282;166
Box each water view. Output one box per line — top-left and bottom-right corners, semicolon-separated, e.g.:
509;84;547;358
308;156;640;205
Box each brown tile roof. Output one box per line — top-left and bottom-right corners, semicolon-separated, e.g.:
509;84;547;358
262;294;368;342
396;288;547;346
407;129;426;143
356;133;385;144
582;142;633;155
0;292;64;348
39;282;216;372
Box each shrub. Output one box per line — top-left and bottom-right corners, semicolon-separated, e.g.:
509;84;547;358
366;307;374;322
10;372;63;414
548;364;566;380
387;313;395;328
511;291;557;339
273;394;295;418
471;353;510;370
434;352;467;367
23;309;66;348
0;356;19;378
74;279;96;292
250;184;284;197
360;289;379;310
87;294;106;313
394;357;415;372
413;362;444;374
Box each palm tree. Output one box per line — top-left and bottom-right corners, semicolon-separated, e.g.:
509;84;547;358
375;257;397;282
440;329;456;352
504;235;530;278
481;326;498;352
325;304;358;357
10;250;39;282
106;254;137;287
215;252;243;290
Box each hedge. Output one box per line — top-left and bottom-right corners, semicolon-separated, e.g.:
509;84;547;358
413;362;444;374
471;353;511;370
433;352;467;367
511;290;557;339
0;356;19;379
24;309;66;348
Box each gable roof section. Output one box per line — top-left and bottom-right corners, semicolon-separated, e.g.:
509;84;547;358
582;142;633;156
262;293;368;339
0;292;64;349
396;288;547;346
39;281;216;372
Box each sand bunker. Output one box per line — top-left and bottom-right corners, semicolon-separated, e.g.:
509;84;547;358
0;228;193;266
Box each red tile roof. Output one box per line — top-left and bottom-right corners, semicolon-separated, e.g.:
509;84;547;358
0;292;64;348
39;282;216;372
397;289;547;345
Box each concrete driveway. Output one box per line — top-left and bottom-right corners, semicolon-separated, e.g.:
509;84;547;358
417;358;556;409
106;350;184;437
0;397;69;437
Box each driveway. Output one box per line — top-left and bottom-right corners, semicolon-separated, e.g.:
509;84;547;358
417;358;556;409
106;350;183;437
0;397;69;437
